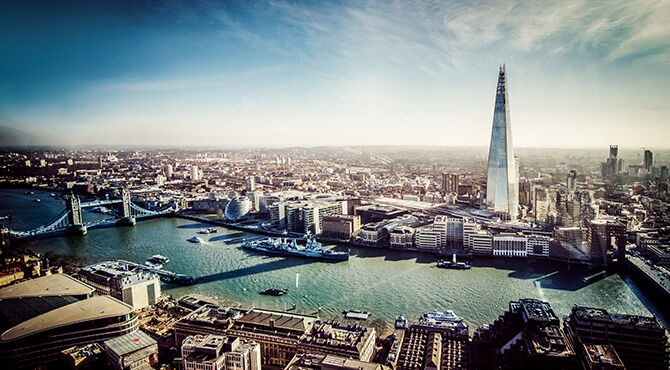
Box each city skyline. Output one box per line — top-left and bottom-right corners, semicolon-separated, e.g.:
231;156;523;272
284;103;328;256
1;0;669;148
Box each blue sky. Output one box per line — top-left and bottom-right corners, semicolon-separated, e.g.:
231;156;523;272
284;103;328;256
1;0;669;148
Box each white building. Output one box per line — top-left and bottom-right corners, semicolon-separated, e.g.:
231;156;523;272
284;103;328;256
470;231;493;255
415;226;444;252
191;165;200;181
77;261;161;309
182;334;260;370
492;234;527;257
389;226;414;250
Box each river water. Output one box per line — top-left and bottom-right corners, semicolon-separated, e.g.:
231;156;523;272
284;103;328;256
1;188;667;332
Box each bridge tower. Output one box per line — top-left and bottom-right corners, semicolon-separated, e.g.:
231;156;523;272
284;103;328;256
117;189;136;226
66;195;87;235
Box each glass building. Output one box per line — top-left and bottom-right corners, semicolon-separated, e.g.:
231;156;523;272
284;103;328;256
486;65;518;219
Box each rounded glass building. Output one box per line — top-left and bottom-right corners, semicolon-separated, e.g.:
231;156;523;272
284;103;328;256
225;196;251;221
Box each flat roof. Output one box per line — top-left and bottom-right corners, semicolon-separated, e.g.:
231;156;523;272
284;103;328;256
0;274;94;299
104;329;156;356
1;295;133;342
237;308;316;333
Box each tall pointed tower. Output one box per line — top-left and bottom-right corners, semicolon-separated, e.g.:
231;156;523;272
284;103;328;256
486;65;518;219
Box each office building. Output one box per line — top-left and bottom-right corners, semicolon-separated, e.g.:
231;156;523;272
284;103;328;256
492;233;527;257
587;219;625;266
396;324;470;370
644;149;653;172
389;226;415;250
526;235;551;258
486;65;519;219
174;305;376;368
225;195;252;221
246;176;256;192
442;173;459;194
165;164;173;178
285;353;382;370
77;260;161;309
191;165;200;181
567;170;577;190
472;298;576;369
104;330;158;370
0;295;137;369
354;205;408;224
182;334;261;370
564;305;668;370
601;145;619;177
322;214;361;240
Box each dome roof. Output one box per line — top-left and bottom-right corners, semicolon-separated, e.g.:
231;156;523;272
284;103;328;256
225;196;251;221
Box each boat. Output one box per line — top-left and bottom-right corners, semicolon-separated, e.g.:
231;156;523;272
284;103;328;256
259;288;288;296
395;316;408;329
50;193;57;197
419;310;463;328
199;227;218;234
144;260;163;269
150;255;170;264
187;236;204;243
34;198;41;203
343;309;370;320
437;254;471;270
242;234;349;261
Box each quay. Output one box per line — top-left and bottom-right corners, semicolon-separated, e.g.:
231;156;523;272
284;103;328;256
117;259;195;285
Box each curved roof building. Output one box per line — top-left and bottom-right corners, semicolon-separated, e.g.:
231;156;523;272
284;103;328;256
0;273;94;300
0;282;137;369
225;195;251;221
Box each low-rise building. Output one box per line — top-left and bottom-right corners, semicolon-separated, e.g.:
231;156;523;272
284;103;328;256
564;305;668;370
322;214;361;240
174;305;376;368
104;330;158;370
182;334;261;370
285;353;382;370
77;260;161;309
492;233;527;257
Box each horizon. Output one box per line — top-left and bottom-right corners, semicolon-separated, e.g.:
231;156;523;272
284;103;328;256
1;0;669;148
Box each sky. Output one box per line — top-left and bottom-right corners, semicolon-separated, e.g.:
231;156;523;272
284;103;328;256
1;0;669;148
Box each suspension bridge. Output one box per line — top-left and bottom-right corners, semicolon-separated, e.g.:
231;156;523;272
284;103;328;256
7;189;177;239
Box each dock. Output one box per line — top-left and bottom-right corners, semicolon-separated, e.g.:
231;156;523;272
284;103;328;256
117;259;195;285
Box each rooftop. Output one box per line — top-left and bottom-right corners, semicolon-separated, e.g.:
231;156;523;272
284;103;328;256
286;353;381;370
104;329;156;356
0;274;94;299
237;308;317;334
1;295;133;342
583;343;624;367
572;305;662;330
0;295;79;332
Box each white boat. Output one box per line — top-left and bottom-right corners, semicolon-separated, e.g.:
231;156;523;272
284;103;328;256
187;236;204;243
343;309;370;320
395;316;408;329
199;227;217;234
150;255;169;264
419;310;463;328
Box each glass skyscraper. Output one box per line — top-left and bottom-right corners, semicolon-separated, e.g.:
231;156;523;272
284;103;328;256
486;65;518;219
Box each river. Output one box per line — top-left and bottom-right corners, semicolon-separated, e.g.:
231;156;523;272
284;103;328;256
1;188;667;332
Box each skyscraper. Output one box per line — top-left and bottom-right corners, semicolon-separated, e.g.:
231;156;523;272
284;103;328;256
486;65;518;219
643;149;653;171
